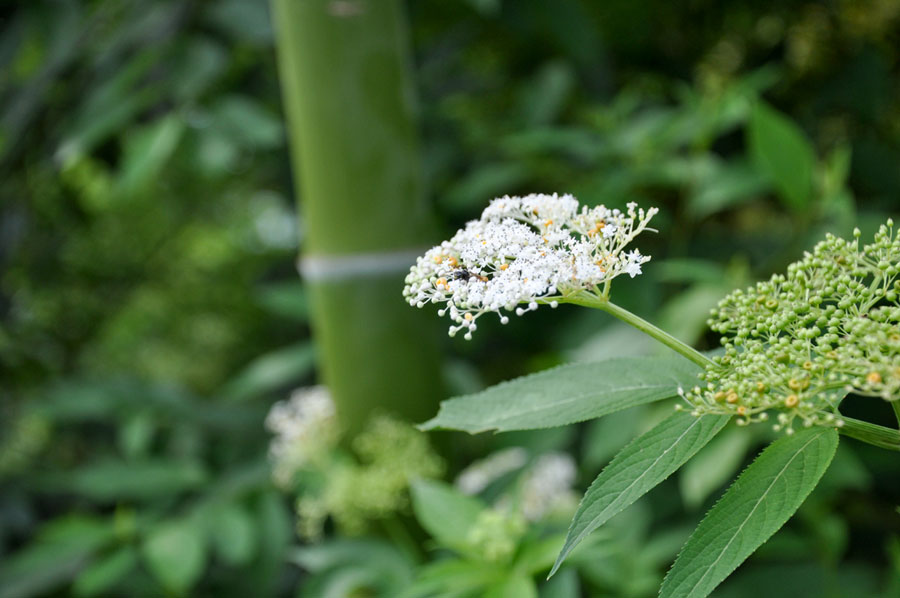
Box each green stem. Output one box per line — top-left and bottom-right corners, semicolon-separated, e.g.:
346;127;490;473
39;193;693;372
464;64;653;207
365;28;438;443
892;401;900;428
838;416;900;452
558;293;714;369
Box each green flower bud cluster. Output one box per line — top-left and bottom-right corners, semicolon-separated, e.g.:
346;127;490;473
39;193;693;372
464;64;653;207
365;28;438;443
683;220;899;434
296;414;445;539
465;508;527;563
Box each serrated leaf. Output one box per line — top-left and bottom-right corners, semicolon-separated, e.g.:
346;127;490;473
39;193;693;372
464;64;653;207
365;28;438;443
420;357;700;434
660;427;839;598
748;101;816;211
551;412;729;576
410;479;484;551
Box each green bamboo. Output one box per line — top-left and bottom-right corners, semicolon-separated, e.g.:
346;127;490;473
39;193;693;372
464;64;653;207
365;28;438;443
270;0;443;433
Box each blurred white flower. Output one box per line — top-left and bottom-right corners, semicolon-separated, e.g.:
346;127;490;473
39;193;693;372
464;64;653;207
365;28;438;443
455;447;529;495
519;452;578;521
265;386;339;487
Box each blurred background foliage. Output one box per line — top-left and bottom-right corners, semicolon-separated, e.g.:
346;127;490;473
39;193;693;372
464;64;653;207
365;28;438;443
0;0;898;596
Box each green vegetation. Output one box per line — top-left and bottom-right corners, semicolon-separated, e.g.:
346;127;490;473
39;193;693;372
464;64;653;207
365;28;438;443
1;1;898;597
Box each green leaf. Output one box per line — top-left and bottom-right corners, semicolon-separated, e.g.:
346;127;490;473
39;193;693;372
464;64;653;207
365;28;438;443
551;412;729;576
748;101;816;211
539;567;580;598
420;357;700;434
409;479;484;551
220;342;315;401
73;547;138;597
141;520;207;595
210;503;257;566
0;516;115;598
485;574;538;598
32;459;208;501
659;427;839;598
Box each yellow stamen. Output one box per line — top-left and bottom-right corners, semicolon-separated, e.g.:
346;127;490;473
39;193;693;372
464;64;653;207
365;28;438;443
784;394;799;408
867;371;882;384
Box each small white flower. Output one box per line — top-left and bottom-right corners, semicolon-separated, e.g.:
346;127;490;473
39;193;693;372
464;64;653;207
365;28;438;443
265;386;339;486
404;193;658;338
455;447;529;495
520;453;578;521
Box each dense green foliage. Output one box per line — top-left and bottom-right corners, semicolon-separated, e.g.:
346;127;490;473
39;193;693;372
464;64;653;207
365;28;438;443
1;0;899;596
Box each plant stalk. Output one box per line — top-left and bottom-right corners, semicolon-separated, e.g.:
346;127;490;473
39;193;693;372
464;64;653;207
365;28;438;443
837;416;900;451
559;293;714;368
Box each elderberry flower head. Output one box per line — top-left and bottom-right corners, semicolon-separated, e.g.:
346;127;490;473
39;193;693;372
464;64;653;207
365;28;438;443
682;220;900;434
404;193;658;338
265;386;338;487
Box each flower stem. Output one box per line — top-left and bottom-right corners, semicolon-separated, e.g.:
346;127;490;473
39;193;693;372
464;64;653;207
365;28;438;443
892;401;900;428
837;416;900;451
558;293;714;369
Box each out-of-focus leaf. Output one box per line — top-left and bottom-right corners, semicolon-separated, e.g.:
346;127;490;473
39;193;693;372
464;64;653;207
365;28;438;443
205;0;272;45
117;114;185;194
255;281;308;321
748;101;816;211
441;163;530;212
581;407;643;470
210;95;282;149
516;61;575;126
119;412;155;459
654;259;726;285
400;560;498;598
210;502;257;566
515;534;566;575
485;574;538;598
291;539;414;597
0;516;115;598
410;479;484;551
679;424;752;509
220;342;315;401
688;160;769;219
501;128;608;163
251;490;292;594
72;546;138;597
421;357;700;434
539;567;579;598
56;49;163;162
658;284;731;347
32;460;208;501
141;519;207;595
170;37;227;101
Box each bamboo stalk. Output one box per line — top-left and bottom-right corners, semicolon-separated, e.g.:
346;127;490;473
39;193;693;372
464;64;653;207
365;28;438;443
270;0;443;433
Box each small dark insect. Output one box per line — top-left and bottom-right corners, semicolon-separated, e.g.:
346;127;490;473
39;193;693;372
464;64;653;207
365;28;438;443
452;268;488;282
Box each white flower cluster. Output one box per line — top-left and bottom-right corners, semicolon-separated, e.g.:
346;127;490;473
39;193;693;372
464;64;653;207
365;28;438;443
455;447;529;495
519;453;578;522
404;193;657;338
265;386;339;487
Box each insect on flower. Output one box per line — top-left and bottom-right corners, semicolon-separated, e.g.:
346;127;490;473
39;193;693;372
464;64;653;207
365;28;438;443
451;268;489;283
